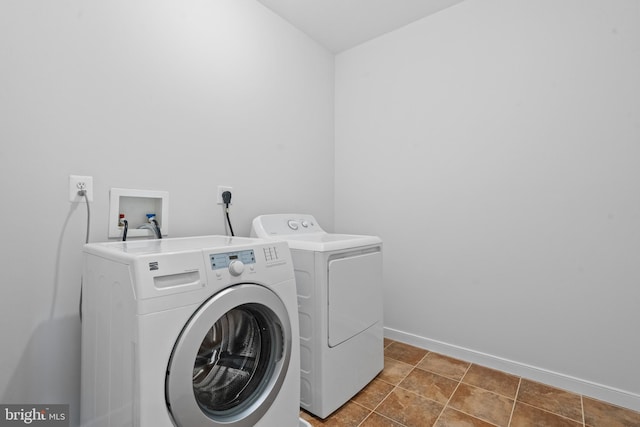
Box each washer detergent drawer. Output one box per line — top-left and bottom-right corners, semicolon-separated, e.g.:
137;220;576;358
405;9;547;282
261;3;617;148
328;249;382;347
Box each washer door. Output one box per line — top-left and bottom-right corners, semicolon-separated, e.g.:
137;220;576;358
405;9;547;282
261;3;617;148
166;284;292;427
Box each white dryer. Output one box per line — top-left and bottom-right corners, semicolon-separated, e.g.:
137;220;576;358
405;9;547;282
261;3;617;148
80;235;300;427
251;214;383;418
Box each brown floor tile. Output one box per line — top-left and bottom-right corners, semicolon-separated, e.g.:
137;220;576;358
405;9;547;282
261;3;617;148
516;379;583;423
313;339;640;427
300;410;324;426
510;402;583;427
434;407;497;427
376;388;444;427
301;401;370;426
360;412;405;427
351;378;395;410
300;410;315;424
462;364;520;398
583;396;640;427
399;368;458;404
384;341;428;366
417;352;470;381
377;357;414;385
448;383;514;426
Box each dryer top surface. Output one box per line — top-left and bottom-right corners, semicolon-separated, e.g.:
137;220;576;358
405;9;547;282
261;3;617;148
252;214;381;252
279;232;381;252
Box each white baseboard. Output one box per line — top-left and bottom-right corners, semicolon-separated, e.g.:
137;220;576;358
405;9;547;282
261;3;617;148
384;327;640;413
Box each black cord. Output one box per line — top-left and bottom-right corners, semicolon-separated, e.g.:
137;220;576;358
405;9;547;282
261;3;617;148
83;191;90;244
80;190;90;321
225;204;235;237
221;191;234;236
122;219;128;241
151;219;162;239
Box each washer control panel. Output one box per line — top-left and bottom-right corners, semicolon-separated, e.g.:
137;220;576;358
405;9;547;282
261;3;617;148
209;250;255;271
262;246;281;262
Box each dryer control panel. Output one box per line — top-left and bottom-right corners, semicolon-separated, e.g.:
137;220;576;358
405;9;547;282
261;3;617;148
251;213;324;236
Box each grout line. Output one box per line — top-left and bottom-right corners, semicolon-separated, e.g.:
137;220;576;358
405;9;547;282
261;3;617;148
514;380;585;425
355;341;418;427
415;365;470;383
350;400;375;427
360;410;409;427
507;377;522;426
432;382;460;426
517;401;585;425
355;383;398;427
432;358;473;426
358;383;407;426
363;344;432;426
385;341;582;426
460;364;522;401
416;349;431;365
350;339;639;427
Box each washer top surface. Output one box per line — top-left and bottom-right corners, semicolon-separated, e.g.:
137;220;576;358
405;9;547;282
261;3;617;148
84;235;276;259
252;214;381;252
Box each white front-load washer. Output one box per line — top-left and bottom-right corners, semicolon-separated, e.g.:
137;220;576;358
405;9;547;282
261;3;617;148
251;214;383;418
80;235;300;427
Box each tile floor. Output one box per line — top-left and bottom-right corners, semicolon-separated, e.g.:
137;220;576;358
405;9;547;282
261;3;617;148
300;339;640;427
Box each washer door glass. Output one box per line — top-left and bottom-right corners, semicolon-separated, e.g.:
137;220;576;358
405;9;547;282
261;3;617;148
166;284;292;427
193;305;271;413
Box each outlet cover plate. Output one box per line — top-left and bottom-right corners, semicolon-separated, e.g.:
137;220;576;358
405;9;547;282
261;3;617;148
69;175;93;202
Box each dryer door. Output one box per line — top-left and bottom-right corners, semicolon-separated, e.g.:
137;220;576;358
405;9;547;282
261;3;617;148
166;284;292;427
328;248;383;347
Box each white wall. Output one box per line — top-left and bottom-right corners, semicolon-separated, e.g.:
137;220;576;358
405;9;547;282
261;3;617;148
335;0;640;411
0;0;333;424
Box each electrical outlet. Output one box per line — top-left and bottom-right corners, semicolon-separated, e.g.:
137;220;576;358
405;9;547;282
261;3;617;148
217;186;233;205
69;175;94;203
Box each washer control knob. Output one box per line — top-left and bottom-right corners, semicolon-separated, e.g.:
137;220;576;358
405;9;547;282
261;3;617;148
301;220;309;228
228;260;245;276
287;220;299;230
